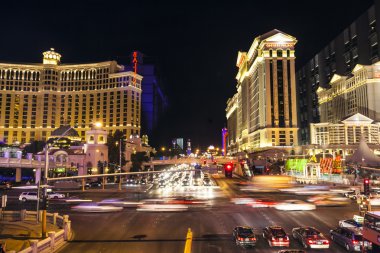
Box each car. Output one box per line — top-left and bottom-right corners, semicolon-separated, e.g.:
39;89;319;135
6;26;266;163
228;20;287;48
86;181;102;188
47;192;65;199
344;190;358;199
232;226;257;247
292;227;329;249
275;200;316;211
262;226;290;247
339;219;363;228
19;192;38;202
330;227;371;252
249;198;276;208
125;178;137;185
314;197;350;207
278;250;305;253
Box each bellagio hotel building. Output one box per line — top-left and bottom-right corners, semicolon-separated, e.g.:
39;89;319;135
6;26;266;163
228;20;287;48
0;49;142;144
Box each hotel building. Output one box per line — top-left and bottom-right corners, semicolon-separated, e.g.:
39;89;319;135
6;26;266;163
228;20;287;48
226;30;299;155
297;1;380;144
0;49;142;144
310;62;380;151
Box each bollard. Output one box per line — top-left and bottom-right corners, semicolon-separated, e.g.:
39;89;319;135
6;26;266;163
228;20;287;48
20;209;26;221
53;213;58;225
30;240;38;253
64;221;71;240
48;231;56;250
184;228;193;253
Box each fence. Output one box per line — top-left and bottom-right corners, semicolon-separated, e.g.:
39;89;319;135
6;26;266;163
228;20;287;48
0;209;71;253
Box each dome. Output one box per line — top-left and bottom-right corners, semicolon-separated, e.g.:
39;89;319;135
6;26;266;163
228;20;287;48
50;125;79;138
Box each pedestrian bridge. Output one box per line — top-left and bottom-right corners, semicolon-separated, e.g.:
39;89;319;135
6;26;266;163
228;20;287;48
0;157;45;168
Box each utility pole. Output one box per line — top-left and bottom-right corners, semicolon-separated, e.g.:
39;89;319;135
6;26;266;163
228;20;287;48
119;138;122;190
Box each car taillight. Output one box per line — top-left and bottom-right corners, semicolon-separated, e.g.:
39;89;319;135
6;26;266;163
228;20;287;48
352;240;359;244
271;237;277;241
238;237;243;241
322;240;329;245
284;236;289;241
249;237;256;241
308;239;315;244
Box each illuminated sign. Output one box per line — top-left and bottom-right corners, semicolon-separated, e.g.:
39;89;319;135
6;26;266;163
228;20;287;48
132;51;138;85
265;43;293;48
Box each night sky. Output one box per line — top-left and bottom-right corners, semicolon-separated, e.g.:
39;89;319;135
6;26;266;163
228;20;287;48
0;0;374;149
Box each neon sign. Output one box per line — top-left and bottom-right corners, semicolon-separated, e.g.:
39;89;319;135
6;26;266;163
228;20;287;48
132;51;138;85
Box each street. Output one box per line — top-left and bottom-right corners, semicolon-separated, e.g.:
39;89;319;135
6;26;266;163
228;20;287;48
3;172;367;253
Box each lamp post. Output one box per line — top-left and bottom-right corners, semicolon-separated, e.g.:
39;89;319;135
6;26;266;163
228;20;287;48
115;138;123;190
118;138;122;190
40;126;74;238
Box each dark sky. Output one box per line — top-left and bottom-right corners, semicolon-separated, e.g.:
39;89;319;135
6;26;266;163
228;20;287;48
0;0;375;149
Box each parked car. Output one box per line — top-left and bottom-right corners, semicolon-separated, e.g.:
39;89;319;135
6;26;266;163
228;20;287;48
330;227;371;251
262;226;290;247
292;226;329;249
233;226;257;247
19;192;38;202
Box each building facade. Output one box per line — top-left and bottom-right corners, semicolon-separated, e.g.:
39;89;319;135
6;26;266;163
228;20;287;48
310;113;380;146
226;30;299;155
297;1;380;144
0;49;142;144
124;51;167;137
317;62;380;124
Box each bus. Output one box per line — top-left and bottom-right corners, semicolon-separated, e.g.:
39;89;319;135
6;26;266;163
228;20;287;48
363;211;380;251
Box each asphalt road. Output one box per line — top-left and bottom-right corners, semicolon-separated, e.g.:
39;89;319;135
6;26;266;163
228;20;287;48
2;176;374;253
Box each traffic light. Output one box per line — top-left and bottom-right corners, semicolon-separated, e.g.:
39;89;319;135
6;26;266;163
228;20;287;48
224;163;233;178
364;178;370;195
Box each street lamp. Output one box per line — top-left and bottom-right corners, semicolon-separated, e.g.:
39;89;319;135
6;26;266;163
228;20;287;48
40;126;74;238
115;138;123;190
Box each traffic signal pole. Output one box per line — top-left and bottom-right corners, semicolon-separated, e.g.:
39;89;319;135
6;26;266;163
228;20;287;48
41;145;49;237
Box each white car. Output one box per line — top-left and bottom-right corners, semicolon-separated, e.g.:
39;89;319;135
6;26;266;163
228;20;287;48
338;219;363;228
47;192;65;199
275;200;316;211
19;192;38;201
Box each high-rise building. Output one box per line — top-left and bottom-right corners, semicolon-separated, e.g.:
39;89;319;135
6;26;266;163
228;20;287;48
226;29;299;155
124;51;167;137
297;1;380;144
0;49;142;144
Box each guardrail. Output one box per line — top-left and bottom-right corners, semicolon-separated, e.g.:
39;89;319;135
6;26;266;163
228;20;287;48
0;210;71;253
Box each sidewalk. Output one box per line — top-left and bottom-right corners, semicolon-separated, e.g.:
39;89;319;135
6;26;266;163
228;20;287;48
0;220;60;252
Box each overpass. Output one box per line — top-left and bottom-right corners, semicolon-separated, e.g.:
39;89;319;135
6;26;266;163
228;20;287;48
143;157;237;167
0;156;238;182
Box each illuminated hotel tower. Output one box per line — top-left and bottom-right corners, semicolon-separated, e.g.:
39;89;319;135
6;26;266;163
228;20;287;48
0;49;142;144
226;29;299;154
